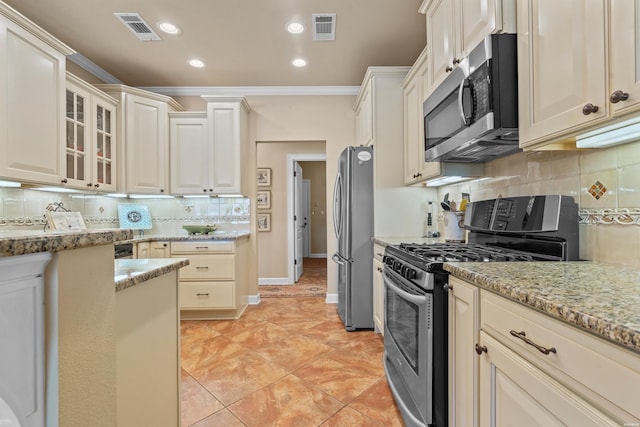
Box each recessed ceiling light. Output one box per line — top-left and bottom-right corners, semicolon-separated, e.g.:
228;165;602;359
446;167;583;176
286;22;305;34
157;21;181;35
188;59;205;68
291;58;307;67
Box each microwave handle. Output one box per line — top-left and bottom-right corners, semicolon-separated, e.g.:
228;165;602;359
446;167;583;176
457;78;472;126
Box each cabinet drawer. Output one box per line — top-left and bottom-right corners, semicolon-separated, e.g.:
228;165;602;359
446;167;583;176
171;240;234;254
176;254;234;280
180;282;235;309
481;291;640;420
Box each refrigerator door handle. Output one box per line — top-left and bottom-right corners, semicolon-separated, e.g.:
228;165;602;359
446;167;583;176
331;253;350;264
333;173;342;239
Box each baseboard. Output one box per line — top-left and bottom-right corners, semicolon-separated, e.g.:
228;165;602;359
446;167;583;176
248;294;260;305
258;277;290;285
308;253;327;258
325;293;338;304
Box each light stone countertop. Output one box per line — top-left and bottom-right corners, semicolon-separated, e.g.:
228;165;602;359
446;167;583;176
118;231;250;244
444;261;640;354
115;258;189;292
0;228;134;257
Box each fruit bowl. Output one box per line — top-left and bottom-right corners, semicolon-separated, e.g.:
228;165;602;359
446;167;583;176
182;224;217;235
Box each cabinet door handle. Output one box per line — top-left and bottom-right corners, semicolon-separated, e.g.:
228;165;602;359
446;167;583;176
61;179;68;184
196;293;209;296
610;90;629;104
195;266;209;270
195;246;209;250
509;330;557;355
582;103;599;115
475;344;487;355
452;58;461;65
445;65;453;73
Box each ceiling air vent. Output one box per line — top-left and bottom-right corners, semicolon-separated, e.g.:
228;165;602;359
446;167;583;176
312;14;336;41
114;13;161;41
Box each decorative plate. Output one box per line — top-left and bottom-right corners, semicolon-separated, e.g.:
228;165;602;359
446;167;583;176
118;204;152;230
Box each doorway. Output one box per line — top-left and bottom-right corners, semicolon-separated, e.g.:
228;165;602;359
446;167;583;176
287;154;326;284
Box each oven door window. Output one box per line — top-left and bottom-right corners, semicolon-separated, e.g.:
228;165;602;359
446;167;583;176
385;275;426;375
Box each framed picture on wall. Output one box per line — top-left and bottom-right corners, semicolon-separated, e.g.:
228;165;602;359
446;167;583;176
257;168;271;186
256;190;271;209
257;213;271;232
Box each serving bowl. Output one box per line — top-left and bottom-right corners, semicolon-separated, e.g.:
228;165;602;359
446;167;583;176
182;224;217;235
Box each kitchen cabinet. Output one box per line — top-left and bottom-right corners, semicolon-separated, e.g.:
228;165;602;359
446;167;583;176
171;238;249;319
355;81;373;147
170;112;210;194
116;269;180;427
149;241;170;258
449;274;640;424
64;74;118;192
516;0;609;149
372;243;385;335
0;253;51;427
609;1;640;117
201;97;250;195
0;4;73;185
420;0;515;91
96;84;183;194
136;242;150;259
448;276;479;427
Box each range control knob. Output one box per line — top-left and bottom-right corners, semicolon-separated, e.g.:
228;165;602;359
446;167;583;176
404;268;417;280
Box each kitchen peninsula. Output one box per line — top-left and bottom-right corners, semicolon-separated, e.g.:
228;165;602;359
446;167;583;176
0;228;188;427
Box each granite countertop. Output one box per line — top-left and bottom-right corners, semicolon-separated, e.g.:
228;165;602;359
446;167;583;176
119;231;250;244
444;261;640;354
0;228;134;257
115;258;189;292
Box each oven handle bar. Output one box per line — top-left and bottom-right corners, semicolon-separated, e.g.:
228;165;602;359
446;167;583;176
384;356;427;427
384;271;428;305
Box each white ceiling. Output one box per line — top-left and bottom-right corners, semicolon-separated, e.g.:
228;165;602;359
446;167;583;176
5;0;426;89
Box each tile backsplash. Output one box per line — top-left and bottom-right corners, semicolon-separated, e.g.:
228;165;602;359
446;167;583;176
0;188;250;236
435;139;640;267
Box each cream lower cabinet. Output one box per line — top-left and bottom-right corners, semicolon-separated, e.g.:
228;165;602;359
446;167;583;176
172;239;249;319
136;242;150;259
450;278;640;425
0;5;73;185
149;241;170;258
448;276;480;427
372;243;385;335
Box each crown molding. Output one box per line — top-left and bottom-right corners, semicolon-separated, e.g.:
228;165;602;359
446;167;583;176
68;53;122;84
138;86;361;97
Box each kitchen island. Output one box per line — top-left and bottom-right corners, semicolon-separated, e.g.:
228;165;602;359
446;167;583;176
0;229;188;427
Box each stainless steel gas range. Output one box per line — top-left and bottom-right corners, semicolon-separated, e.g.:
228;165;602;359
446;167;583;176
382;195;580;427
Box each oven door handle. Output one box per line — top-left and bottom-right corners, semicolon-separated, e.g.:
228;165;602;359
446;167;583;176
384;271;427;305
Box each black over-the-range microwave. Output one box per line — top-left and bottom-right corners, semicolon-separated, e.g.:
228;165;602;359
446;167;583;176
423;33;520;163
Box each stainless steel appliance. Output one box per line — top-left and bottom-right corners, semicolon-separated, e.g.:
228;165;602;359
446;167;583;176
383;195;579;427
114;242;134;259
332;146;374;331
424;34;519;163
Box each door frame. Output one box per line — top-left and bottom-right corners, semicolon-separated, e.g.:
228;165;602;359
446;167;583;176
286;153;326;284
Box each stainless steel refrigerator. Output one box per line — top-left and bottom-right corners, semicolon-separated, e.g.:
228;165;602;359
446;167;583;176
331;146;374;331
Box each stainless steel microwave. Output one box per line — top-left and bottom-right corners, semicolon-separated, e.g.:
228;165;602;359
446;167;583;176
424;34;519;163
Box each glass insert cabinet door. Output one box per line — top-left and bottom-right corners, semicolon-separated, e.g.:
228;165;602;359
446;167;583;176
65;88;87;185
94;102;114;189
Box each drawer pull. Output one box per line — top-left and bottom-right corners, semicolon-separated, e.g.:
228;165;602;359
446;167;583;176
510;330;557;355
195;266;209;270
195;246;209;250
196;293;210;296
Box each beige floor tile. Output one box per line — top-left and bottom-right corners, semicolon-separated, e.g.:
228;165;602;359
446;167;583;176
180;373;224;427
189;408;246;427
348;378;405;426
320;406;386;426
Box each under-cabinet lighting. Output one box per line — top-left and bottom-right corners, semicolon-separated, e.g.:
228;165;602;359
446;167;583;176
183;195;210;198
105;193;128;198
0;179;20;188
128;194;175;199
217;194;244;198
33;186;87;194
425;176;473;187
576;116;640;148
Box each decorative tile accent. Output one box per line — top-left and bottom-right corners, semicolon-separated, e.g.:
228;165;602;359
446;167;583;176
588;180;607;200
579;208;640;225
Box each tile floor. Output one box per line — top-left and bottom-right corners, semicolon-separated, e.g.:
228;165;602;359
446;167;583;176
179;297;404;426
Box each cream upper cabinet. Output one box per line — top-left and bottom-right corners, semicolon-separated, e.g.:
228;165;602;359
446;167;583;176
517;0;609;149
169;112;210;195
96;85;183;194
609;0;640;116
448;277;480;427
203;98;250;195
0;4;73;185
421;0;515;91
64;74;117;192
355;81;374;147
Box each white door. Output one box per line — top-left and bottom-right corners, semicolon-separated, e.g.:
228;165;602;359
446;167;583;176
302;179;311;258
294;162;304;282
